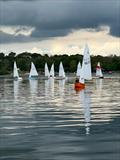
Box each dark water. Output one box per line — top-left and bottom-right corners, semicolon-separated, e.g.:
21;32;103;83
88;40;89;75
0;77;120;160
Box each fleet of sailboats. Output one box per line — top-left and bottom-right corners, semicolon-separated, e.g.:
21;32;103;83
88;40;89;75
12;45;107;86
13;61;22;80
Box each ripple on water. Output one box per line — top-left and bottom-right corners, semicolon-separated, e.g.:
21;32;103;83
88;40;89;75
0;78;120;160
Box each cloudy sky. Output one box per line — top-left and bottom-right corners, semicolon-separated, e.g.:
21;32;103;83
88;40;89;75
0;0;120;56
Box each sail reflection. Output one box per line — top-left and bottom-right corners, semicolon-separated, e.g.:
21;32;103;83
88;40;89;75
45;79;50;97
96;78;103;91
80;90;91;135
49;78;54;98
59;79;65;95
29;79;38;96
57;79;65;104
13;80;20;100
95;78;103;98
45;78;54;100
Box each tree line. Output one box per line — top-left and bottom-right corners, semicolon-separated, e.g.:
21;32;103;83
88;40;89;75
0;52;120;75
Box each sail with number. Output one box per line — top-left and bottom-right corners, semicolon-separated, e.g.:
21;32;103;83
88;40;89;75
82;44;92;80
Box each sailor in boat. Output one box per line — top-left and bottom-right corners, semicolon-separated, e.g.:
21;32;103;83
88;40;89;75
74;78;85;91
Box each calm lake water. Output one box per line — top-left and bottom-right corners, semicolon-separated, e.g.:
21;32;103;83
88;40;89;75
0;77;120;160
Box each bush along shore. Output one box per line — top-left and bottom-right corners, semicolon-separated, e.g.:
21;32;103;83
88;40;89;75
0;52;120;75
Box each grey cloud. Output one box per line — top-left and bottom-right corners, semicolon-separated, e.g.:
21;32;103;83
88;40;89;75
31;28;71;38
0;31;34;43
0;0;120;44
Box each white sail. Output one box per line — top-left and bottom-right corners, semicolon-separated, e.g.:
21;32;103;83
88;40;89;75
59;62;65;78
29;62;38;79
13;62;19;78
82;44;92;80
96;62;103;77
49;63;54;77
79;62;85;84
13;61;22;80
45;63;50;78
76;62;81;77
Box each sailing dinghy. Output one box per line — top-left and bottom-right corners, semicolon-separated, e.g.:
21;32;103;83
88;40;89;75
44;62;50;79
74;63;85;91
57;61;66;80
96;62;104;78
74;44;92;91
13;61;22;80
29;62;38;79
82;44;92;80
49;63;55;78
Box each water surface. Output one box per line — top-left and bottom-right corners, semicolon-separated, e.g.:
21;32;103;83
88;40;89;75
0;77;120;160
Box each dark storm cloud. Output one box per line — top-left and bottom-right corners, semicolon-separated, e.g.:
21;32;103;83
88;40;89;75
0;0;120;44
31;28;71;38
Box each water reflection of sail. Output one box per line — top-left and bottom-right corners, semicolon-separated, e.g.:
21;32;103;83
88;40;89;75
49;78;55;98
96;78;103;94
80;90;91;135
13;80;20;100
59;79;65;94
45;79;50;98
29;80;38;96
58;79;65;102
